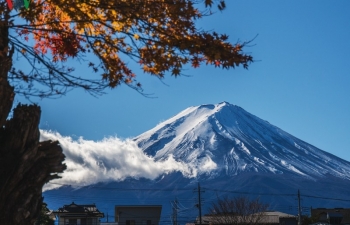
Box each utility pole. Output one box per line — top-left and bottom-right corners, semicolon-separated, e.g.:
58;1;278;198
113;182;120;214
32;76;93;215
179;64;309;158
196;182;203;225
172;198;178;225
298;189;302;225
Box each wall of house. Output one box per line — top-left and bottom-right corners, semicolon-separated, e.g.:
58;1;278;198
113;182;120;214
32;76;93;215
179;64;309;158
311;208;350;224
115;206;162;225
279;217;297;225
57;216;100;225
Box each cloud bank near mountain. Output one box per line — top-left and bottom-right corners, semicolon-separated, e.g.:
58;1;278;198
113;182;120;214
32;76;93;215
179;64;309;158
40;130;208;191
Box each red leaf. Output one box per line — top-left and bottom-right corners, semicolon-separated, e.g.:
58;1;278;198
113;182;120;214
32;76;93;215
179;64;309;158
6;0;13;10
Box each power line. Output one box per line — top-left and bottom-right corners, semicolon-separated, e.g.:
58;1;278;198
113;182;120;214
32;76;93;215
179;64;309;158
204;188;296;197
43;184;350;208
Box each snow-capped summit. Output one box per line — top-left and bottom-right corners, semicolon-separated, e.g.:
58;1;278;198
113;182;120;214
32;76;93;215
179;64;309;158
135;102;350;180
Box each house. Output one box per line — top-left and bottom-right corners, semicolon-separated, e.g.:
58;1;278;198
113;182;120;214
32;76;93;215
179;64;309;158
311;208;350;225
53;202;104;225
193;211;297;225
115;205;162;225
261;211;297;225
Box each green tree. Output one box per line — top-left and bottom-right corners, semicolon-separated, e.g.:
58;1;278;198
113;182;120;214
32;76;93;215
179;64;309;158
35;203;55;225
0;0;253;224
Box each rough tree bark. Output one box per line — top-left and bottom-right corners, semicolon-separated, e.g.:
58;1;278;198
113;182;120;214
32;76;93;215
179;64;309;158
0;19;66;225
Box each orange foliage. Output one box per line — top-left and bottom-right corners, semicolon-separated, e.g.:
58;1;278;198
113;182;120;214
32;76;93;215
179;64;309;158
1;0;253;96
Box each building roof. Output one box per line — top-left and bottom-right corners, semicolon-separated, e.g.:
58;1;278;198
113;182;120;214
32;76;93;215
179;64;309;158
115;205;162;208
53;202;104;218
312;208;350;224
262;211;297;218
200;211;297;225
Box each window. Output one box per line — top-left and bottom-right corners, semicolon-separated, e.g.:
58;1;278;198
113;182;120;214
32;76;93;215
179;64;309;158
142;220;152;225
66;218;77;225
126;220;135;225
81;218;93;225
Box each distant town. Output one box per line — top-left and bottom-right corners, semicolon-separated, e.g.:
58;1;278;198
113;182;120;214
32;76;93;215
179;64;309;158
46;201;350;225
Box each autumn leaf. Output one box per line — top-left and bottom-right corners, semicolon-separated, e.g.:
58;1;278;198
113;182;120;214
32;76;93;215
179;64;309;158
4;0;252;97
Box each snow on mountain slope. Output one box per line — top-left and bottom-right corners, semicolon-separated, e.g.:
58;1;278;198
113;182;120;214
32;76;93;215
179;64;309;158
134;102;350;180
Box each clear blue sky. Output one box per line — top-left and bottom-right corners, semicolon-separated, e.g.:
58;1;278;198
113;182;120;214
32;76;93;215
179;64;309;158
17;1;350;161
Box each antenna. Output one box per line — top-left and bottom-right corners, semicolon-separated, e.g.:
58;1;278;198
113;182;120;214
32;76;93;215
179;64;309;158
298;189;302;225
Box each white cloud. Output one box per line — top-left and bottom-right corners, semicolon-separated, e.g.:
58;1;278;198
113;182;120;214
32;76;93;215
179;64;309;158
40;130;196;191
198;156;217;173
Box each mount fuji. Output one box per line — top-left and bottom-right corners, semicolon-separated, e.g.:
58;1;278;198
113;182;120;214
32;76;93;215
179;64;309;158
135;101;350;180
44;102;350;223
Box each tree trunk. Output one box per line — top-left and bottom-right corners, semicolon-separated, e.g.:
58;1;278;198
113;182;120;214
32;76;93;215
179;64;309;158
0;19;66;225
